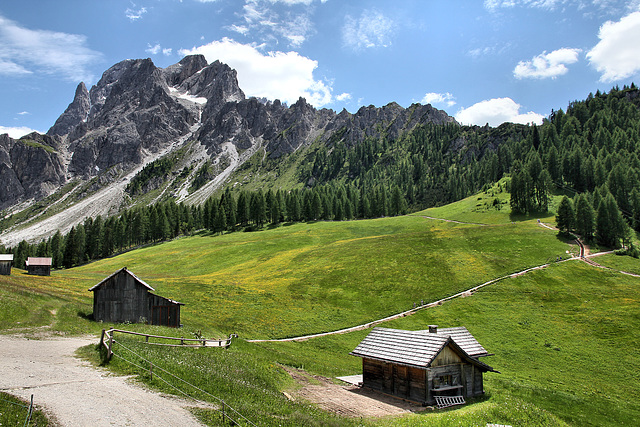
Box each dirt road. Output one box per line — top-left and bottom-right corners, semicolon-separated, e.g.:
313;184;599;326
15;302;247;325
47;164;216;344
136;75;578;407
0;334;205;426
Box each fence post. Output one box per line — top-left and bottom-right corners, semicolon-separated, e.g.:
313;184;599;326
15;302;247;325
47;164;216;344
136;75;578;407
150;362;153;380
23;394;33;427
107;331;113;360
222;400;225;424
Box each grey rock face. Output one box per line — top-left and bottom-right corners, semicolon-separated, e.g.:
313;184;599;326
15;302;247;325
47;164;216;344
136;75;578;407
1;54;458;219
0;133;66;209
48;83;91;137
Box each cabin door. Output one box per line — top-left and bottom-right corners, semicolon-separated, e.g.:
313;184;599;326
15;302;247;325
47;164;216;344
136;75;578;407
152;305;178;327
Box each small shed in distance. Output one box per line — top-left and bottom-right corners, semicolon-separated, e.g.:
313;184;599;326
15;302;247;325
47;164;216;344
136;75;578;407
350;326;497;406
26;257;52;276
0;254;14;275
89;267;184;327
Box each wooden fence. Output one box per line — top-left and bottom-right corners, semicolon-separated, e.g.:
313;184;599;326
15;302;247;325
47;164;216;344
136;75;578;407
100;328;234;360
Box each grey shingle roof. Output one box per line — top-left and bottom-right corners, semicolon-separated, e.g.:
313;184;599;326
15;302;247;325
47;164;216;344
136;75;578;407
430;326;489;358
350;327;494;371
88;267;155;291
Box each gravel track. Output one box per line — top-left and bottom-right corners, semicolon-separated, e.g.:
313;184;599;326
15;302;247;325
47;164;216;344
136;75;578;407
0;334;205;427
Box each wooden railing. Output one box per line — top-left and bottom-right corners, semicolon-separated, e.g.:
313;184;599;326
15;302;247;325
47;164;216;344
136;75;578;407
100;328;235;360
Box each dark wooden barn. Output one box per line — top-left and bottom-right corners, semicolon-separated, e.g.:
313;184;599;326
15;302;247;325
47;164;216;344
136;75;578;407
89;267;184;327
26;257;52;276
350;325;496;407
0;254;13;275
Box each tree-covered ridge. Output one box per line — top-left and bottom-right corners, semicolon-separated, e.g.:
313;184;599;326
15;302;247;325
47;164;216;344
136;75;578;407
5;84;640;267
540;84;640;249
299;121;529;211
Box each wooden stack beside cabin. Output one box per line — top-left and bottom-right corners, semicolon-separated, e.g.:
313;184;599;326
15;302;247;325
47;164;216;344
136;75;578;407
350;325;497;406
0;254;13;275
89;267;184;327
26;257;52;276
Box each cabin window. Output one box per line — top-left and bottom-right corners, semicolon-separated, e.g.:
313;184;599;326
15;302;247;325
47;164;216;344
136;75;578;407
440;375;452;386
434;374;460;388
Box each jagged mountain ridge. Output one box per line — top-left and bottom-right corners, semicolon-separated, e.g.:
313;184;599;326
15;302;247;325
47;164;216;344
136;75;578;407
0;54;455;245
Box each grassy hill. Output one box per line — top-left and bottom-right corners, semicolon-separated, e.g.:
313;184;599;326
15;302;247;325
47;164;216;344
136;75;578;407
1;187;639;426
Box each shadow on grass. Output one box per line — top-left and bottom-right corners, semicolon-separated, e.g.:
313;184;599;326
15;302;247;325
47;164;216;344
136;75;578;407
78;310;94;321
508;210;553;223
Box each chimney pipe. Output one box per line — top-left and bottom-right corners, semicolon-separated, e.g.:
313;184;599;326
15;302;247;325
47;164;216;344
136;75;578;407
428;325;438;333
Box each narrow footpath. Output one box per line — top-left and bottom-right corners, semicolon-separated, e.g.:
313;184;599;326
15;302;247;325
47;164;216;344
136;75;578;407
249;217;635;343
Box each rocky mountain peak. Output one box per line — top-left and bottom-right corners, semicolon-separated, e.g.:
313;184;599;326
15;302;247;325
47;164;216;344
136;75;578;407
163;54;209;87
0;55;458;245
47;82;90;137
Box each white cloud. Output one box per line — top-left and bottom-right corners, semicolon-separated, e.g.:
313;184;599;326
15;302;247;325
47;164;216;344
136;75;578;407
179;37;333;106
146;44;173;56
336;93;352;102
0;58;32;75
587;11;640;82
17;111;30;115
422;92;456;107
0;14;101;82
455;97;544;127
125;6;148;21
485;0;637;14
343;9;394;50
267;0;314;4
484;0;565;10
228;24;250;36
234;1;316;48
146;44;161;55
0;126;40;139
514;47;581;79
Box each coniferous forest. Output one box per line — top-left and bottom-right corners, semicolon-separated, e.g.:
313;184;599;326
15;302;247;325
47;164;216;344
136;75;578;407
5;84;640;268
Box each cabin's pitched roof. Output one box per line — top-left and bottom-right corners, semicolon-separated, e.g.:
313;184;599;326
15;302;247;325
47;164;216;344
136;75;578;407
0;254;14;262
350;327;495;372
427;326;489;358
26;257;52;266
88;267;155;292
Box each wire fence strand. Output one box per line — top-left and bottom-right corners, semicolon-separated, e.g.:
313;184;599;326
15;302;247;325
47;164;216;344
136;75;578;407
111;338;258;426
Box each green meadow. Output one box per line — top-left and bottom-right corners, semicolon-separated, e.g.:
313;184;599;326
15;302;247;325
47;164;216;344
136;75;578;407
2;189;639;426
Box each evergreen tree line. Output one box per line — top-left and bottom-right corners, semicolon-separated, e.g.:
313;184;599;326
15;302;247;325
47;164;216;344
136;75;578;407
532;84;640;249
6;84;640;266
7;182;408;270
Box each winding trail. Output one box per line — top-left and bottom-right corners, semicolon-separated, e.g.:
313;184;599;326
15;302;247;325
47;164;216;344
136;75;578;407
249;216;636;343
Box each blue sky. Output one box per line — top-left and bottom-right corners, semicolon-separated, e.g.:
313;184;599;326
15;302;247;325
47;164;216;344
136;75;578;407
2;0;640;138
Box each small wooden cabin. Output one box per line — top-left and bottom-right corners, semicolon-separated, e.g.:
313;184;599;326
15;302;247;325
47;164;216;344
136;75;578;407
0;254;14;275
26;257;52;276
89;267;184;327
350;326;496;406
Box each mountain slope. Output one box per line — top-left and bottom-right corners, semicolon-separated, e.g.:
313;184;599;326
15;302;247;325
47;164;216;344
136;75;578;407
0;55;455;245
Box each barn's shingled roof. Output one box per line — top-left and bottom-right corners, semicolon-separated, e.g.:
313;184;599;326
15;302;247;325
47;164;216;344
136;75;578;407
350;327;495;372
88;267;155;292
26;257;52;266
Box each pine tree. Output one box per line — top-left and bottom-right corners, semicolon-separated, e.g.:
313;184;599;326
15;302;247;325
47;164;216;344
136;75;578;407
237;192;249;226
556;196;575;233
63;227;77;268
250;190;266;227
50;231;63;269
575;194;595;240
596;193;625;248
630;188;640;232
